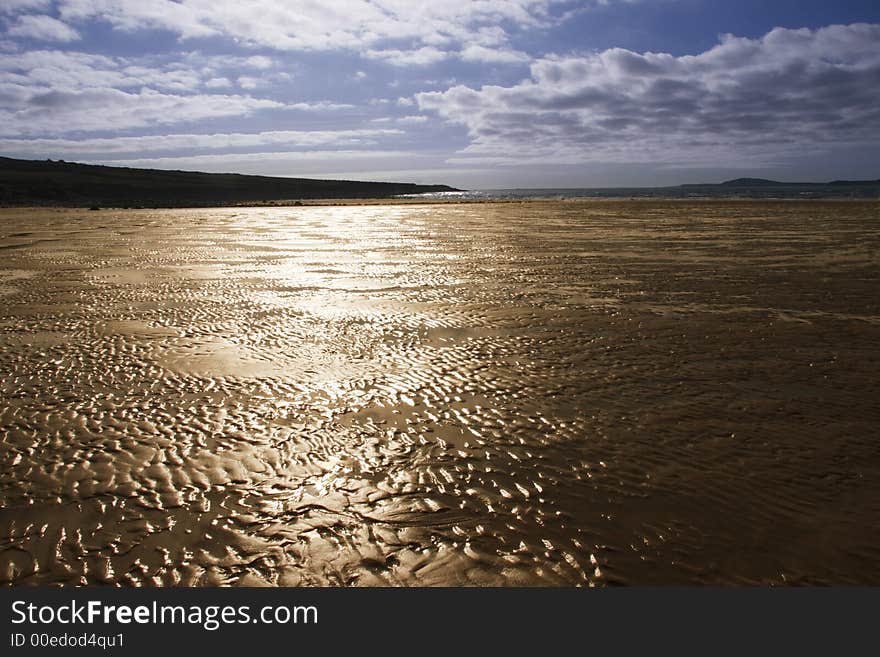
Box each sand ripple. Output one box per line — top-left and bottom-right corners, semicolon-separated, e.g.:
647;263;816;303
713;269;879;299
1;201;879;586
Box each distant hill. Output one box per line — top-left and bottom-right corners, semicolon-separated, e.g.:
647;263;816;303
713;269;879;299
719;178;784;186
718;177;880;187
0;156;459;207
678;177;880;190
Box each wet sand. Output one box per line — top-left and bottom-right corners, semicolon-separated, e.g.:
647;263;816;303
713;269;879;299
1;200;878;586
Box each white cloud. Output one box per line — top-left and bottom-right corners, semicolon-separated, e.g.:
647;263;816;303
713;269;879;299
0;86;286;135
0;128;405;157
363;43;532;66
237;75;260;89
309;166;479;184
0;1;53;14
83;149;421;178
204;76;231;88
364;46;450;66
7;15;81;42
58;0;218;38
1;50;124;89
0;48;348;135
99;149;412;164
178;51;276;72
459;45;530;64
244;55;273;69
369;114;428;125
54;0;569;51
288;101;354;111
42;0;631;65
417;23;880;166
0;50;255;93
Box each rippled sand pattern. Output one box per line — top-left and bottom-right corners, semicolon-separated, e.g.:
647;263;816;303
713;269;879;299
2;201;879;586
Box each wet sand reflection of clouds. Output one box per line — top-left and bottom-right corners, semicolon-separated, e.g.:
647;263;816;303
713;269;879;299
1;201;879;586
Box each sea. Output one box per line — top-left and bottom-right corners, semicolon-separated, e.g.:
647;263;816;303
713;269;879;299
401;182;880;200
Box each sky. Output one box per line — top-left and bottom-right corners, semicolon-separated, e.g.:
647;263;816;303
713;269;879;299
1;0;879;189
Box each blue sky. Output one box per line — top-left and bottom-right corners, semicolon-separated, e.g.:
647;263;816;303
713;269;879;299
2;0;879;188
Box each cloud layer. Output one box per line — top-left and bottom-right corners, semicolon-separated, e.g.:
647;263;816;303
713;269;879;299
7;14;79;41
0;128;403;158
54;0;562;52
1;2;878;186
417;23;880;166
0;49;346;135
0;0;616;64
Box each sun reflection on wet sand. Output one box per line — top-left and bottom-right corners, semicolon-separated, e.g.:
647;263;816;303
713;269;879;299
1;200;879;586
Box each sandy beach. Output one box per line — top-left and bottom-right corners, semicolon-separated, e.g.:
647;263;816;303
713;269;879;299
1;199;878;585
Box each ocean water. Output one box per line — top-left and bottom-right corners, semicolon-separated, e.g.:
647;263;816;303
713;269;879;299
402;183;880;200
1;199;879;586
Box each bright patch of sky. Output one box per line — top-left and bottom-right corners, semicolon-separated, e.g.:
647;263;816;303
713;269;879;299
2;0;879;188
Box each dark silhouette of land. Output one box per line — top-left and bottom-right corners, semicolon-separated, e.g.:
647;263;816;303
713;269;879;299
1;156;877;206
667;177;880;198
0;156;459;207
714;177;880;187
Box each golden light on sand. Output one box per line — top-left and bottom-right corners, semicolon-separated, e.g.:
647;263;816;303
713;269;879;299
1;200;879;585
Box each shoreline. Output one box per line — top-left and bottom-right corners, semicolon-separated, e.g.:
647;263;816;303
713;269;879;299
1;196;878;211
